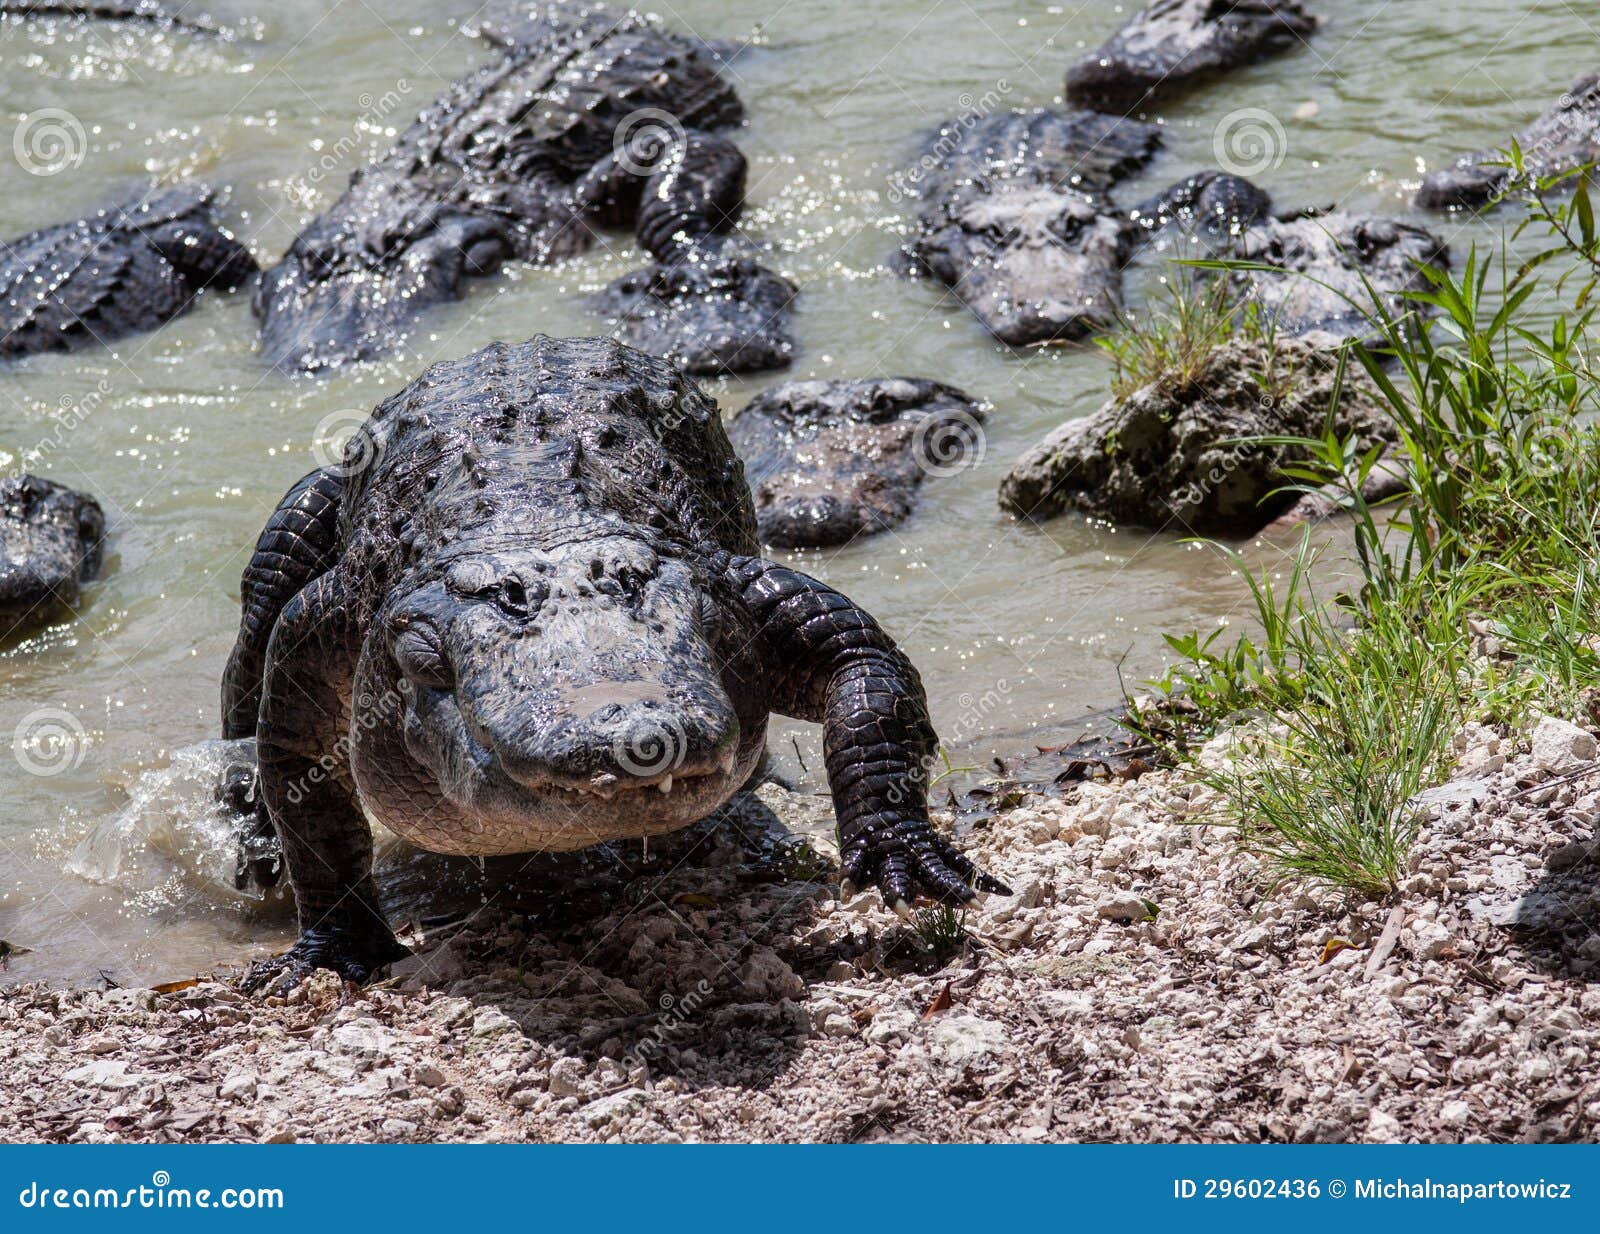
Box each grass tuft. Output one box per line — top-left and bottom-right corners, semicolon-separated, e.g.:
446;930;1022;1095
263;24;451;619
1127;161;1600;898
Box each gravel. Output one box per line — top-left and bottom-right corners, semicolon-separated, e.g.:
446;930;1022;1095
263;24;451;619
2;737;1597;1143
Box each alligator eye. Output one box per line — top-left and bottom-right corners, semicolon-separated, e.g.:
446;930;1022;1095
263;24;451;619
487;576;547;619
392;625;453;689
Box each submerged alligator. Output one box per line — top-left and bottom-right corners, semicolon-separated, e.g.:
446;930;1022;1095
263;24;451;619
0;185;255;360
257;2;794;375
900;109;1162;345
1066;0;1319;115
0;475;104;641
1417;74;1600;209
224;336;1003;990
0;0;225;32
728;378;984;548
1229;210;1448;344
1134;172;1450;344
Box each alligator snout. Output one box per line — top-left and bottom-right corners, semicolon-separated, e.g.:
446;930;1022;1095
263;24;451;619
478;692;740;797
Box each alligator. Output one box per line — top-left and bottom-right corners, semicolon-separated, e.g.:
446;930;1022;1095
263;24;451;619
0;475;104;640
0;185;256;360
0;1;231;36
1228;210;1449;345
223;335;1005;991
899;109;1162;346
256;2;794;376
1417;74;1600;210
1132;173;1449;344
1066;0;1320;115
727;378;983;548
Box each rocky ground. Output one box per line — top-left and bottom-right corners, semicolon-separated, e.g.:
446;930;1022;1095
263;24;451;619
2;718;1597;1144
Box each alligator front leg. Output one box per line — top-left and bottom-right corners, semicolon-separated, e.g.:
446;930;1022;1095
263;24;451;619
220;467;344;890
730;557;1009;910
240;569;408;994
576;129;746;259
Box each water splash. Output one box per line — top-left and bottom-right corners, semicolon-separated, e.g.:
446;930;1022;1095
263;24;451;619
68;738;263;901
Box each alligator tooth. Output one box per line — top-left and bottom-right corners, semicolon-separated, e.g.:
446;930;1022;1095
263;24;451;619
718;747;737;775
657;775;673;794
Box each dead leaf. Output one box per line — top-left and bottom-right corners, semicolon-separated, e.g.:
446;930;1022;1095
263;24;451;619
675;893;717;909
151;978;200;994
1318;937;1358;965
921;982;953;1020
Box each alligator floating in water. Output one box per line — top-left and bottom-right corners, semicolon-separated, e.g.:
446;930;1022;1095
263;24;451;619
256;2;794;376
1134;173;1450;345
0;475;104;640
1066;0;1319;115
1131;170;1274;238
728;378;984;548
898;109;1162;346
1417;74;1600;210
0;1;225;33
0;185;256;360
1227;209;1449;345
223;336;1003;991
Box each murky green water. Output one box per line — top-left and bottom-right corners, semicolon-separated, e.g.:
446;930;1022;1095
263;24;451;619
0;1;1587;982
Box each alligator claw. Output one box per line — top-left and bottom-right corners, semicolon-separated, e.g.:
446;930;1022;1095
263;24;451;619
840;817;1011;911
239;927;410;996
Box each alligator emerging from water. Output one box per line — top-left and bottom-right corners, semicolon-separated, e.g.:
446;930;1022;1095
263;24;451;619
899;109;1162;346
1067;0;1319;115
224;335;1003;990
728;378;984;548
0;475;104;641
0;185;256;360
1417;74;1600;210
257;2;794;376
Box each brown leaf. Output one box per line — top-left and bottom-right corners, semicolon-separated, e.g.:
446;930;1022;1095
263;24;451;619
675;893;717;909
921;982;953;1020
150;978;200;994
1318;937;1358;966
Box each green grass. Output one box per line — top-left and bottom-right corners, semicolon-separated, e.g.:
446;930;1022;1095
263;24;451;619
1097;271;1285;399
1127;165;1600;899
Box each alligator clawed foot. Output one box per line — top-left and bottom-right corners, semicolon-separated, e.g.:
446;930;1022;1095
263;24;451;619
841;818;1012;912
239;927;411;997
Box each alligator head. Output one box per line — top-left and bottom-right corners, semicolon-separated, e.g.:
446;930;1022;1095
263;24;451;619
914;181;1130;345
599;241;797;376
359;533;758;853
0;475;103;641
255;194;522;372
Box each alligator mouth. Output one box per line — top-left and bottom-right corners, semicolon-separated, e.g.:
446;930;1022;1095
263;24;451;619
511;743;740;801
551;767;725;800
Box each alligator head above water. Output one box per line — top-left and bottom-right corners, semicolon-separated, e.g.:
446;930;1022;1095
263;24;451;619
0;475;104;641
900;109;1162;345
728;377;983;547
